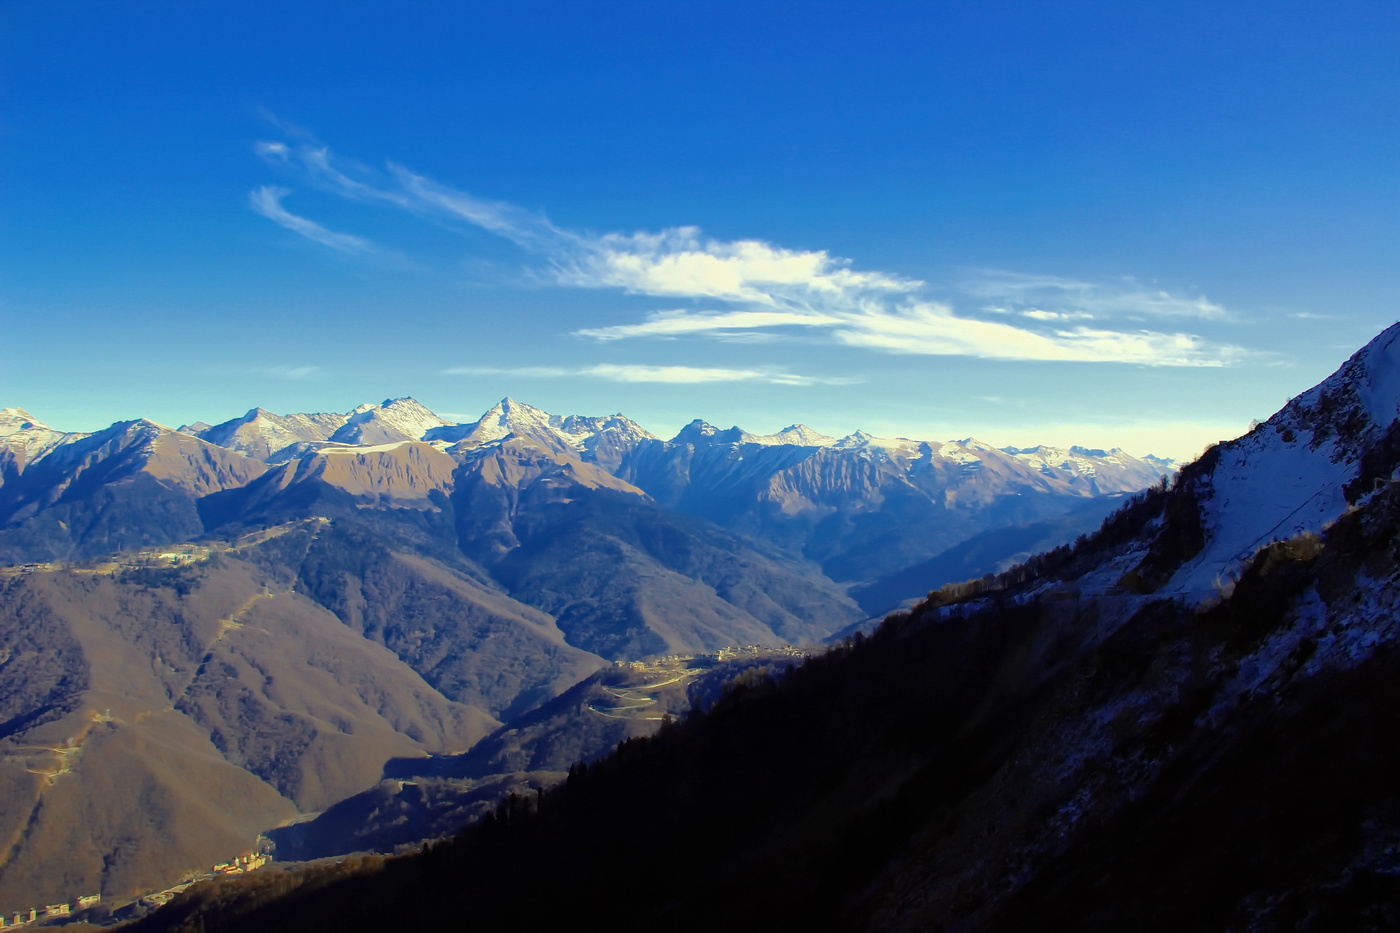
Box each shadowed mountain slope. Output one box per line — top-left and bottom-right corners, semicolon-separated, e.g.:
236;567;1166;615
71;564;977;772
266;648;802;861
614;426;1169;584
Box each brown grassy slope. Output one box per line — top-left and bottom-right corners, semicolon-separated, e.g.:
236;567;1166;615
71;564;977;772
0;549;497;911
284;523;607;721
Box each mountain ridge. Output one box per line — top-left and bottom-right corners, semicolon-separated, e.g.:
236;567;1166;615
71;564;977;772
2;394;1173;599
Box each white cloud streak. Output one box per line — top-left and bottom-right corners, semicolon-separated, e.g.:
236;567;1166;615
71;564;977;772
576;302;1239;367
248;186;377;254
251;136;1245;367
266;364;323;379
444;363;860;386
561;228;920;306
961;269;1232;321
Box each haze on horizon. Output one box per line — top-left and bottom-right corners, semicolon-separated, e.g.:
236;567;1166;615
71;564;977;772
2;1;1396;462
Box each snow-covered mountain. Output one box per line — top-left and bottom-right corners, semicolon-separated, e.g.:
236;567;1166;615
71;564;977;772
786;321;1400;930
968;321;1400;609
1156;322;1400;596
185;407;349;461
612;422;1172;585
668;419;837;448
0;407;89;475
327;397;454;447
1003;443;1174;483
439;397;658;472
164;396;1175;495
0;395;1175;599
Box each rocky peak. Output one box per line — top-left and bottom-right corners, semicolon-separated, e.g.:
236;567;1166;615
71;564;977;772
0;408;51;435
329;397;454;446
670;420;746;446
446;398;657;458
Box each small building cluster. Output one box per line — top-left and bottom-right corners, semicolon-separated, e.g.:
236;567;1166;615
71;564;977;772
212;852;268;875
0;894;98;927
127;544;212;568
140;850;269;909
0;848;270;924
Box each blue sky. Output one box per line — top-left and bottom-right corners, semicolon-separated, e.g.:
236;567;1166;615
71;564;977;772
3;1;1396;459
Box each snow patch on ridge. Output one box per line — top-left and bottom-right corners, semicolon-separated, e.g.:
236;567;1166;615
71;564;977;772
1163;322;1400;598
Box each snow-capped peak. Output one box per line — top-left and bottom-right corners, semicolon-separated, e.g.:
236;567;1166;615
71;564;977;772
1147;322;1400;597
670;420;744;446
832;430;915;450
191;406;351;460
447;397;658;455
830;430;874;449
458;397;557;445
737;424;837;447
0;408;87;466
772;424;836;446
329;397;454;446
0;407;53;436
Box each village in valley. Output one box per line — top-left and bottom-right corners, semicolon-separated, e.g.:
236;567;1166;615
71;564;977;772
1;852;268;928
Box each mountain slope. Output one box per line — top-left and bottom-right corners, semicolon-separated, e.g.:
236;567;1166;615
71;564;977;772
450;437;863;658
0;538;497;913
0;408;88;480
130;322;1400;933
615;425;1170;583
0;421;267;563
266;648;801;861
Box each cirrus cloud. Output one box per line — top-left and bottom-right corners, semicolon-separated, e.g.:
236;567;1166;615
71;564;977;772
248;186;378;255
250;134;1246;368
444;363;860;386
961;269;1232;321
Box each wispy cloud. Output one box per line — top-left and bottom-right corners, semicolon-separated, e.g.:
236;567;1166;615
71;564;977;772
576;302;1239;367
562;228;920;306
267;364;323;379
248;186;377;254
444;363;860;386
960;269;1231;322
244;364;324;380
251;134;1245;367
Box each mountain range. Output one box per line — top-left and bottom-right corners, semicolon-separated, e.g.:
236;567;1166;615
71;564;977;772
0;395;1169;912
116;321;1400;932
1;396;1171;595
